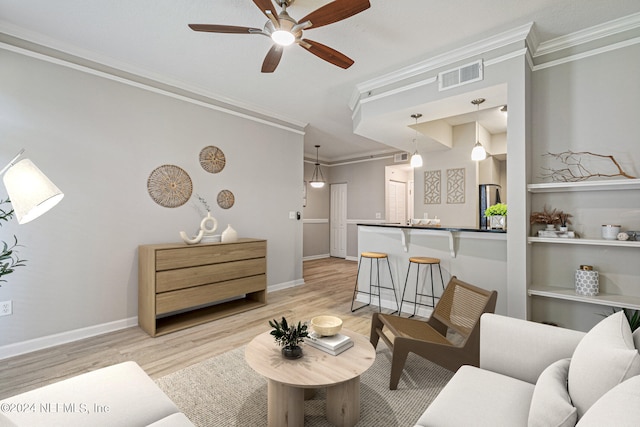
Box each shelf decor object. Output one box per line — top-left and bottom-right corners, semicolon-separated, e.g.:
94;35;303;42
541;151;636;182
147;164;193;208
199;145;226;173
217;189;235;209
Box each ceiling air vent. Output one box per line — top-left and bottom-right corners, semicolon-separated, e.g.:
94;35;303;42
394;153;409;162
438;60;483;91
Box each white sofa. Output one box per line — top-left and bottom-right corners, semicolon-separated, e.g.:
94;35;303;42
0;361;194;427
416;312;640;427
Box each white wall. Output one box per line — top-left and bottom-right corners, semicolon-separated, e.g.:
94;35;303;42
0;48;304;353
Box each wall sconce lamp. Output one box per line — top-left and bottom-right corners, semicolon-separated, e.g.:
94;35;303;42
309;145;326;189
410;113;423;168
471;98;487;161
1;149;64;224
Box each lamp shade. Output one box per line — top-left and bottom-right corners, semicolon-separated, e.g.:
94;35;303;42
471;142;487;161
3;159;64;224
410;152;423;168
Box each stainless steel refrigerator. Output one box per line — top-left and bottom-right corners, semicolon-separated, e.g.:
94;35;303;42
479;184;502;229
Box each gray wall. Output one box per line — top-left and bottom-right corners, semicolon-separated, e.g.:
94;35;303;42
0;48;304;352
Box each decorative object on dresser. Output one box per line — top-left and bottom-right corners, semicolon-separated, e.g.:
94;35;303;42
180;211;219;245
269;316;309;359
147;164;193;208
221;224;238;242
199;145;226;173
138;238;267;337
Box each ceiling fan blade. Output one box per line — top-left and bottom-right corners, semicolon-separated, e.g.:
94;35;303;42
299;39;354;69
253;0;278;20
262;44;284;73
188;24;261;34
299;0;370;30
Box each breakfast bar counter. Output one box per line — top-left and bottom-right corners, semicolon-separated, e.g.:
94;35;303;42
356;224;507;316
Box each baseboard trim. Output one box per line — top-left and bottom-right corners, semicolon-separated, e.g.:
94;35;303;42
0;279;307;360
0;316;138;361
303;254;330;261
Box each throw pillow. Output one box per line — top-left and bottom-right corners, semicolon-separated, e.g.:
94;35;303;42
568;311;640;418
575;375;640;426
528;358;577;427
633;327;640;352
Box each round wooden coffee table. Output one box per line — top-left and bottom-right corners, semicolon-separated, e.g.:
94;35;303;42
245;328;375;427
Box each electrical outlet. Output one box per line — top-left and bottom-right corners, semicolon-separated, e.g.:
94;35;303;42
375;213;381;219
0;300;12;316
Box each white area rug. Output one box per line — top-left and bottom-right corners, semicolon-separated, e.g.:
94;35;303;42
156;345;453;426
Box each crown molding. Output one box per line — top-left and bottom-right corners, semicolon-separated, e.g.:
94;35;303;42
534;12;640;58
349;23;533;110
0;24;307;135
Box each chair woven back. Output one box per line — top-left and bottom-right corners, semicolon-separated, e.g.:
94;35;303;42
432;277;493;338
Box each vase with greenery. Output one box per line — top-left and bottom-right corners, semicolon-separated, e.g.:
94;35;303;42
269;316;309;359
484;203;507;230
0;198;25;284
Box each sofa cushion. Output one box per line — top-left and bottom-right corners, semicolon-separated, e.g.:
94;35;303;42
528;358;577;427
575;375;640;427
568;311;640;418
147;413;195;426
633;327;640;351
414;365;534;427
0;361;190;427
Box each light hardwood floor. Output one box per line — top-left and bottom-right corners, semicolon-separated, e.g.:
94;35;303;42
1;257;390;399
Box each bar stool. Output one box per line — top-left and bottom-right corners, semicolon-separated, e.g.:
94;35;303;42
399;257;445;317
351;252;399;313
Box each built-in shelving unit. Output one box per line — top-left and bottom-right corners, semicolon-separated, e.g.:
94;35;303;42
528;237;640;248
528;286;640;310
527;178;640;193
527;178;640;315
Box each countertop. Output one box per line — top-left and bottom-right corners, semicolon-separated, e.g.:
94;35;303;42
357;223;507;233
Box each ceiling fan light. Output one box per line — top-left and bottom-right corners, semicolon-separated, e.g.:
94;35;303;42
271;30;295;46
471;141;487;161
410;152;423;168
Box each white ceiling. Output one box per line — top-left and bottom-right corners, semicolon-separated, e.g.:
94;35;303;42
1;0;639;162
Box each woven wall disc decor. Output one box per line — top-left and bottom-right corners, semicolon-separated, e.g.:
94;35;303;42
199;146;226;173
147;164;193;208
217;189;235;209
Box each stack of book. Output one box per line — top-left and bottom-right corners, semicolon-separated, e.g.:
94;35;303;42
305;332;353;356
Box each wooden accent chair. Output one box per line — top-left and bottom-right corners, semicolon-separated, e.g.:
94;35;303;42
370;276;498;390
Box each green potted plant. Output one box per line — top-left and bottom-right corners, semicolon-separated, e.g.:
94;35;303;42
269;316;309;359
484;203;507;230
0;198;26;284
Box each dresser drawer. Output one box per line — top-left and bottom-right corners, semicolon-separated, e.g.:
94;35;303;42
155;241;266;271
156;274;266;315
156;257;266;293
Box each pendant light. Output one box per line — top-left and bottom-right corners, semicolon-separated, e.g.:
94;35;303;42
309;145;325;188
410;113;423;168
471;98;487;161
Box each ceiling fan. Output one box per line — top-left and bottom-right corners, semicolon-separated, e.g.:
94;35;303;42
188;0;370;73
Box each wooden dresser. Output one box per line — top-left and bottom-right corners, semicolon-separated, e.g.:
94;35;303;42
138;238;267;337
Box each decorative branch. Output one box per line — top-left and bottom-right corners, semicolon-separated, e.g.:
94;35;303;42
540;151;636;182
